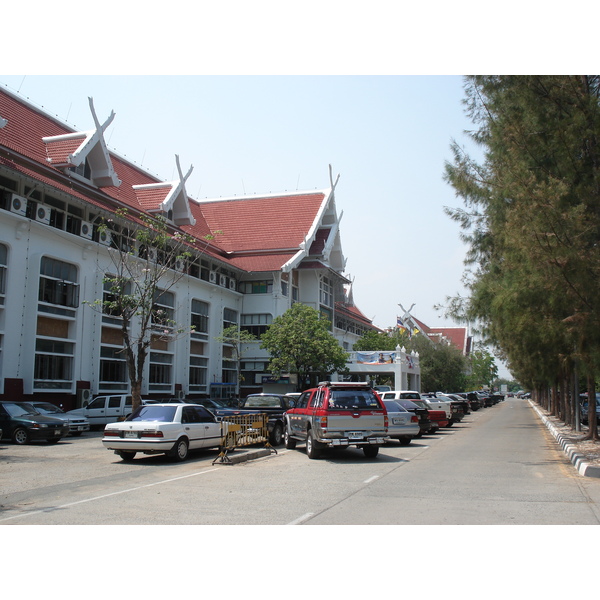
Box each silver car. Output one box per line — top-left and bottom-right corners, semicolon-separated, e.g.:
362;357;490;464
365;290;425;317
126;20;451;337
30;402;90;436
382;399;420;446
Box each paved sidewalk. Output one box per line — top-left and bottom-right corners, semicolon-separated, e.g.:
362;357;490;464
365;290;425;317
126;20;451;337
529;400;600;478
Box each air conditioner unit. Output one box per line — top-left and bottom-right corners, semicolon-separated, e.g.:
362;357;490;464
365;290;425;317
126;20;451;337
35;205;51;225
147;247;158;262
219;274;227;287
98;230;112;246
229;278;237;291
10;193;27;216
176;390;186;400
76;388;91;408
174;258;186;272
80;221;93;240
209;271;217;284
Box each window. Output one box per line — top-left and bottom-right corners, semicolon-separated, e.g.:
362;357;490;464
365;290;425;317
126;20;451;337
189;356;208;391
99;346;128;390
152;289;175;331
38;257;79;317
320;275;333;308
102;276;132;325
34;338;74;390
239;280;273;294
149;351;172;391
191;299;209;339
223;308;238;330
241;314;272;336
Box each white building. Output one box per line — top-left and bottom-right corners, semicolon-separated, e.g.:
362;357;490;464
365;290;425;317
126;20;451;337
0;87;419;409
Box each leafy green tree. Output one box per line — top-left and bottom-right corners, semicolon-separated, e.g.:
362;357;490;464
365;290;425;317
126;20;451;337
260;303;349;390
465;346;499;390
86;208;217;411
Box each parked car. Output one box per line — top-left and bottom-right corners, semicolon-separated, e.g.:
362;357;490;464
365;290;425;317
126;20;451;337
382;399;420;445
466;392;482;411
380;393;433;437
30;401;90;436
0;401;70;445
102;403;229;462
284;381;388;458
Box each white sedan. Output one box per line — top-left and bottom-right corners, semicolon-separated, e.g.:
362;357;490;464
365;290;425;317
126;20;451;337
382;399;420;446
102;403;228;462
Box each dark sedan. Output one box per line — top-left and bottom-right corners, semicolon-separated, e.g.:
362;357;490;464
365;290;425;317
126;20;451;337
0;401;70;444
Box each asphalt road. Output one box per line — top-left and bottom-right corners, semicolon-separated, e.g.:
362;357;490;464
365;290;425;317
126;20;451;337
2;397;600;526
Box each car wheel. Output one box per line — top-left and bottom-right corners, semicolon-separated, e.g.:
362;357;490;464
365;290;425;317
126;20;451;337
284;426;297;449
170;437;189;462
46;438;61;444
399;437;411;446
363;445;379;458
306;429;321;459
416;431;423;439
270;422;283;446
12;427;29;445
118;450;137;461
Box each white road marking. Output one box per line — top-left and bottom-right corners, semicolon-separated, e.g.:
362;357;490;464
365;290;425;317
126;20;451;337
0;467;221;523
287;512;315;525
364;475;379;484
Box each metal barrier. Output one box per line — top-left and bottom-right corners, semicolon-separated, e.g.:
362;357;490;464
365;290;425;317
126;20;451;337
213;413;277;464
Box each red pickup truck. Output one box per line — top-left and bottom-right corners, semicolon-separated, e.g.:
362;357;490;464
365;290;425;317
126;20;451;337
284;381;389;459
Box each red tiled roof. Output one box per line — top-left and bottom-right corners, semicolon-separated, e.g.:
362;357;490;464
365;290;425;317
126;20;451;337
335;301;373;325
133;185;171;211
197;193;326;253
228;252;298;272
413;317;469;354
0;89;334;277
428;327;468;353
44;135;87;166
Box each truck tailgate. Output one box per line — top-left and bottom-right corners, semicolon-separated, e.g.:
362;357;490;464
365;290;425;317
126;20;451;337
325;410;386;438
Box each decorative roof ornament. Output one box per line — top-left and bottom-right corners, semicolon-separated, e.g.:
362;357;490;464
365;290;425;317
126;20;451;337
132;154;196;226
42;97;121;188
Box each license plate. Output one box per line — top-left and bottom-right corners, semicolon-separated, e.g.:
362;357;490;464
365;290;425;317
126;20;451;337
392;418;403;425
124;431;138;438
78;426;84;431
348;431;363;440
55;430;61;435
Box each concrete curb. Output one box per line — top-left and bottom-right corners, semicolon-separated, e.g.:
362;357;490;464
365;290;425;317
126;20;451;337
212;447;274;465
529;400;600;478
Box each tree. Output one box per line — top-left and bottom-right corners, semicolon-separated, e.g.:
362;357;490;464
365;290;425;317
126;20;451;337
260;303;349;390
86;208;218;412
465;346;499;390
444;76;600;439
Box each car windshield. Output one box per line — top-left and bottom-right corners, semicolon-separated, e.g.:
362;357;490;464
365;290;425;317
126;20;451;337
244;396;282;408
329;390;381;410
34;403;63;414
3;402;40;417
126;406;177;422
